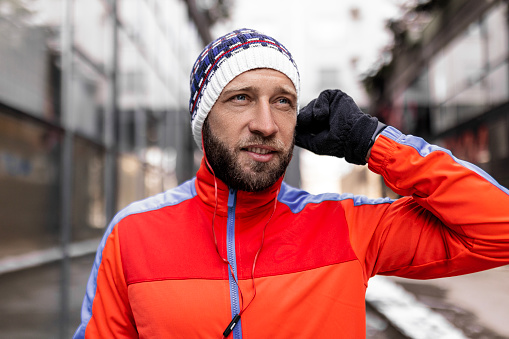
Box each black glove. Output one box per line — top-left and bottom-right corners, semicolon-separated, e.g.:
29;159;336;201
296;89;383;165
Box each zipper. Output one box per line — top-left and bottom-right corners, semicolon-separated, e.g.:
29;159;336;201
226;188;242;339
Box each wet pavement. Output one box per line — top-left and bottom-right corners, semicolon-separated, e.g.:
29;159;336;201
389;266;509;339
366;302;409;338
394;280;506;339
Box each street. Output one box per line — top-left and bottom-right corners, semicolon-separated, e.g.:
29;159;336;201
389;266;509;339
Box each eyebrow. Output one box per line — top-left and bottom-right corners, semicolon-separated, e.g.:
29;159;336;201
221;85;297;100
275;85;298;101
221;86;257;98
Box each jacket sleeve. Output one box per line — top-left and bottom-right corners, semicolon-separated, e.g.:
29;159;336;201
345;126;509;281
73;223;138;338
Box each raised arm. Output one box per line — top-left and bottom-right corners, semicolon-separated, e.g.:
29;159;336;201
296;89;509;279
366;127;509;278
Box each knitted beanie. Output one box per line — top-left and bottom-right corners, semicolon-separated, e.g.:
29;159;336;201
189;28;300;148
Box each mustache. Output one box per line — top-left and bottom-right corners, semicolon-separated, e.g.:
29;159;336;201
238;136;287;151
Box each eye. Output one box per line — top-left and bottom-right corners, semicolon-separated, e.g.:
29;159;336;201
275;96;294;110
232;94;247;101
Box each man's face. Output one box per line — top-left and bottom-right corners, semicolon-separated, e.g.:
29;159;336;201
203;68;297;192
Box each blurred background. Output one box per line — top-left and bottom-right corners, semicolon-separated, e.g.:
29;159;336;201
0;0;508;338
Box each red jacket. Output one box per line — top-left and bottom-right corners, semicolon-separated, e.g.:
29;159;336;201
74;127;509;338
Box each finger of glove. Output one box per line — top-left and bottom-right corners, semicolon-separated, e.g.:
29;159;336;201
295;129;333;155
298;89;339;124
296;102;329;136
329;89;364;120
311;90;336;121
296;98;317;126
296;90;336;135
325;90;368;147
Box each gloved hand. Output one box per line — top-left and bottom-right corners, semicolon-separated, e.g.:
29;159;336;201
295;89;383;165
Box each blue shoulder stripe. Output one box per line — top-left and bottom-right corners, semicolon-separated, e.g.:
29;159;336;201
278;182;394;214
73;178;197;339
382;127;509;196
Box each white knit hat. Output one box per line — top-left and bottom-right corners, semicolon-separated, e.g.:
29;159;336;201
189;28;300;148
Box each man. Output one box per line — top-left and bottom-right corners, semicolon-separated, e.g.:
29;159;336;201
74;28;509;338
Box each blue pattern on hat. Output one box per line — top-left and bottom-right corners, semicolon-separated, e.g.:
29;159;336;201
189;28;298;121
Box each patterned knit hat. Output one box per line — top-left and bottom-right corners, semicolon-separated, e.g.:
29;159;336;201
189;28;300;148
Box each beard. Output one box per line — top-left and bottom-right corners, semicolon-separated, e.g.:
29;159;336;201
202;119;295;192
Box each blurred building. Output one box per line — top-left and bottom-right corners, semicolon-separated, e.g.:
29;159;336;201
0;0;228;337
364;0;509;189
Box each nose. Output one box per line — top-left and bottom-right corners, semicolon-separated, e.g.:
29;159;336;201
248;101;279;137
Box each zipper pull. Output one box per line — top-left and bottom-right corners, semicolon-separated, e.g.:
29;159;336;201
222;313;241;337
227;188;236;208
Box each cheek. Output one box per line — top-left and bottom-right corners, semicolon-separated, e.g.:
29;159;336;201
208;113;242;141
278;116;297;142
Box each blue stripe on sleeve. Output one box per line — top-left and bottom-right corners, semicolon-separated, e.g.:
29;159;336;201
278;182;394;214
382;126;509;196
72;178;198;339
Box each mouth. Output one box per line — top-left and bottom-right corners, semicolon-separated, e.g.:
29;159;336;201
244;147;274;155
241;145;277;162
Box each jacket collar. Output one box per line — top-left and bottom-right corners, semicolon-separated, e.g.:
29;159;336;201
195;158;283;217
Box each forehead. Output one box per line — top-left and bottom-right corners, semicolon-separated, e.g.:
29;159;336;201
222;68;296;94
